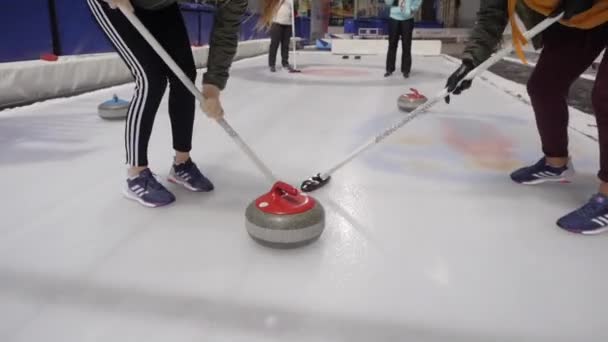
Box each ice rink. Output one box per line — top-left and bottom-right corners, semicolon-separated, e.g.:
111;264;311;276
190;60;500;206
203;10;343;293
1;51;607;342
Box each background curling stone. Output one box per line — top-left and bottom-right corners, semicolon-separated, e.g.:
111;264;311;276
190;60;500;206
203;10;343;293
246;181;325;249
98;94;129;120
397;88;427;113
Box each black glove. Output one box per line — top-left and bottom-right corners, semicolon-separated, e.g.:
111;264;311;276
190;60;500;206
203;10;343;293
444;59;475;104
551;0;594;19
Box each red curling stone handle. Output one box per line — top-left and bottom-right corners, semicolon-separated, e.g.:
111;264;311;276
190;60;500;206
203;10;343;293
272;181;299;197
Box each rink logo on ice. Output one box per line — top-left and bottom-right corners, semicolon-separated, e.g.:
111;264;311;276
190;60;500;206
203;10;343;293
440;117;520;172
355;114;528;181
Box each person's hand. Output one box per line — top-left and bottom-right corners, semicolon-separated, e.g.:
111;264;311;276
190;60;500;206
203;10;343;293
201;84;224;120
102;0;133;11
551;0;594;20
444;59;475;104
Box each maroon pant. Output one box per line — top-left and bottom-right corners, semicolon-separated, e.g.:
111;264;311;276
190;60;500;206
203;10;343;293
527;23;608;181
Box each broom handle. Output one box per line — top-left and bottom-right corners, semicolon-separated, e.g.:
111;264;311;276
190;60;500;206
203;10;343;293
291;0;297;68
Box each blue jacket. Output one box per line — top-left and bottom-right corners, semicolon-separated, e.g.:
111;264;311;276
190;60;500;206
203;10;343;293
384;0;421;21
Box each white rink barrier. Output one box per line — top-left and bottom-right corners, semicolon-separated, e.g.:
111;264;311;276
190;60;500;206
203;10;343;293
331;39;442;56
0;39;271;108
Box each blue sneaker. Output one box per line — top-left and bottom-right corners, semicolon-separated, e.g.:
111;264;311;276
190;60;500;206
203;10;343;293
557;193;608;235
510;157;574;185
124;169;176;207
168;158;214;192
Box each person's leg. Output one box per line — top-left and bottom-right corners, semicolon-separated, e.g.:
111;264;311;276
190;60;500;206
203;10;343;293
528;24;605;165
558;47;608;234
385;18;399;76
87;0;175;206
593;46;608;190
145;4;214;192
269;23;282;69
281;24;292;67
523;24;608;234
400;19;414;77
511;24;605;186
149;4;195;163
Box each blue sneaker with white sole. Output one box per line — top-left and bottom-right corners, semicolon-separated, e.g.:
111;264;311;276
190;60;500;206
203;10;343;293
124;169;176;207
168;158;214;192
557;193;608;235
510;157;574;185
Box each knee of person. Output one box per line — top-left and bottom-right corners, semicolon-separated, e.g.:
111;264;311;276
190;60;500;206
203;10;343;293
145;73;168;94
526;74;558;100
526;75;543;97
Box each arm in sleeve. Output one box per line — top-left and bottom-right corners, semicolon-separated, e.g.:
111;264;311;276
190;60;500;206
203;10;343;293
202;0;248;90
461;0;509;66
409;0;422;12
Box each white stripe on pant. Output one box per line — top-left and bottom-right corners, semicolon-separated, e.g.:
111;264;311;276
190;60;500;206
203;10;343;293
87;0;148;166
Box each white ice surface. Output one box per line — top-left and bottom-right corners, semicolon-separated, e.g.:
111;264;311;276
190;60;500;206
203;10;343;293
1;52;607;342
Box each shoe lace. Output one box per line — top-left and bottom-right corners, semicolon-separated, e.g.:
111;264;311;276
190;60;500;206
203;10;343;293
142;172;164;191
184;161;204;180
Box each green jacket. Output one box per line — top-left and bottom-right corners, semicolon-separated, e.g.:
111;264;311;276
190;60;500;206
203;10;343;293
462;0;546;66
133;0;247;90
203;0;248;90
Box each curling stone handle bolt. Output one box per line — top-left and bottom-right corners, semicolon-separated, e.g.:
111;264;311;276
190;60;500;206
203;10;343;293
272;181;299;197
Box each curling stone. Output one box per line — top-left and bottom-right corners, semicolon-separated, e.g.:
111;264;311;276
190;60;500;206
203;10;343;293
246;181;325;249
98;94;129;120
397;88;428;113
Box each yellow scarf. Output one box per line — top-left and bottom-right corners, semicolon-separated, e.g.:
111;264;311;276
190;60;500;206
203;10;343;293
509;0;608;63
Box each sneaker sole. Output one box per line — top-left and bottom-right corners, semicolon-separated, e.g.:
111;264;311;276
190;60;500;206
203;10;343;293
518;177;571;185
122;188;174;208
168;175;212;192
560;225;608;235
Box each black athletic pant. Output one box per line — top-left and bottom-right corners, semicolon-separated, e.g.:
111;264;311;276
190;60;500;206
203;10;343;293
527;23;608;181
386;18;414;74
269;23;291;67
87;0;196;167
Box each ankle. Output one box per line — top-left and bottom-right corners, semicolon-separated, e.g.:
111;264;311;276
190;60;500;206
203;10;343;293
128;166;147;178
175;151;190;165
599;183;608;196
545;156;568;168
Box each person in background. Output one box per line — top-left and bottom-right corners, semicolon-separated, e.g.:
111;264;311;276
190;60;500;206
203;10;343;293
384;0;422;78
88;0;246;207
266;0;297;72
445;0;608;234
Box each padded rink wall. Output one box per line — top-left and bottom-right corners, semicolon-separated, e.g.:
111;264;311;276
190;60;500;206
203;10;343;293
0;40;271;109
0;2;293;108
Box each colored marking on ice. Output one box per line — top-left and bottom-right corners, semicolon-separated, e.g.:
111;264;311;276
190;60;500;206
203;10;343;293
440;117;521;172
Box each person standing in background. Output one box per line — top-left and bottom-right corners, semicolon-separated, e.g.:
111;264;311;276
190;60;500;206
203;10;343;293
267;0;297;72
384;0;422;78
